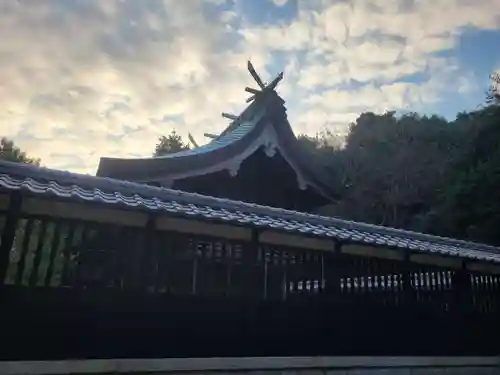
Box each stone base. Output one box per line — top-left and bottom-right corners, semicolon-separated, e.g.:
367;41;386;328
0;356;499;375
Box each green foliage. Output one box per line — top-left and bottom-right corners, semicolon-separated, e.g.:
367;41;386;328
0;137;40;165
297;130;339;153
154;130;190;156
486;72;500;105
417;105;500;245
327;111;470;228
312;80;500;246
300;73;500;246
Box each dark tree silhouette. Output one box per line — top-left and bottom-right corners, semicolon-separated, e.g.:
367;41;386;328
154;130;190;156
486;72;500;105
0;137;40;165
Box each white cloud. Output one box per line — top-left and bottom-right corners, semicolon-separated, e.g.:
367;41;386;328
271;0;290;6
0;0;499;173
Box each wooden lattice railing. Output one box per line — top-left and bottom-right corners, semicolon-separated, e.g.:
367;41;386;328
0;193;499;360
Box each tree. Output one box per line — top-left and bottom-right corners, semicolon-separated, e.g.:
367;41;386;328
486;72;500;105
0;137;40;165
154;130;190;156
298;130;344;154
416;105;500;245
327;111;467;228
0;138;42;284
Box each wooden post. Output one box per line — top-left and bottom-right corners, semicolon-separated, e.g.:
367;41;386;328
0;191;22;285
140;215;156;291
241;228;259;298
321;240;340;297
401;251;412;310
453;261;470;313
452;261;470;353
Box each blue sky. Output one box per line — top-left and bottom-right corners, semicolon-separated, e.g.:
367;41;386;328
1;0;499;173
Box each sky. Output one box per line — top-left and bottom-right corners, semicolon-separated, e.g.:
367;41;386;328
1;0;500;174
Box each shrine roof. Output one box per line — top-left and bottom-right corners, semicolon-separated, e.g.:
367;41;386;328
1;159;499;264
95;63;338;203
150;102;264;160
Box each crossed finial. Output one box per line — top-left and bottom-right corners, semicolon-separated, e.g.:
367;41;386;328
219;61;284;125
245;61;284;103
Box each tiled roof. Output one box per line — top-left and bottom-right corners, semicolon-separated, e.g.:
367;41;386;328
153;93;268;160
154;120;258;159
1;160;499;263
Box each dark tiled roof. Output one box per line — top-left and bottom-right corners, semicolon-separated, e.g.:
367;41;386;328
95;93;271;180
1;160;499;263
154;119;258;160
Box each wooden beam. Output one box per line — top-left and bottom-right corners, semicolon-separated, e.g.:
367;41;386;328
221;113;238;120
341;244;404;261
156;216;251;241
188;133;199;148
266;72;284;90
259;230;334;251
466;261;500;275
21;197;251;242
22;197;148;227
410;253;463;269
247;61;266;89
245;87;261;95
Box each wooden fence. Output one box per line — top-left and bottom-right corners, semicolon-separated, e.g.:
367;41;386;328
0;192;499;360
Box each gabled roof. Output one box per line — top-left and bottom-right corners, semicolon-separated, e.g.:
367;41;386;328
96;67;338;202
1;160;500;263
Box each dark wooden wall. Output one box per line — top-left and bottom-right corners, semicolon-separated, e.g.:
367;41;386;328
173;148;327;212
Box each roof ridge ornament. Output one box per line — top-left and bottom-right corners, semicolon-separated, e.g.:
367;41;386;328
213;61;285;141
245;60;284;103
219;61;284;123
204;133;218;139
188;133;199;148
